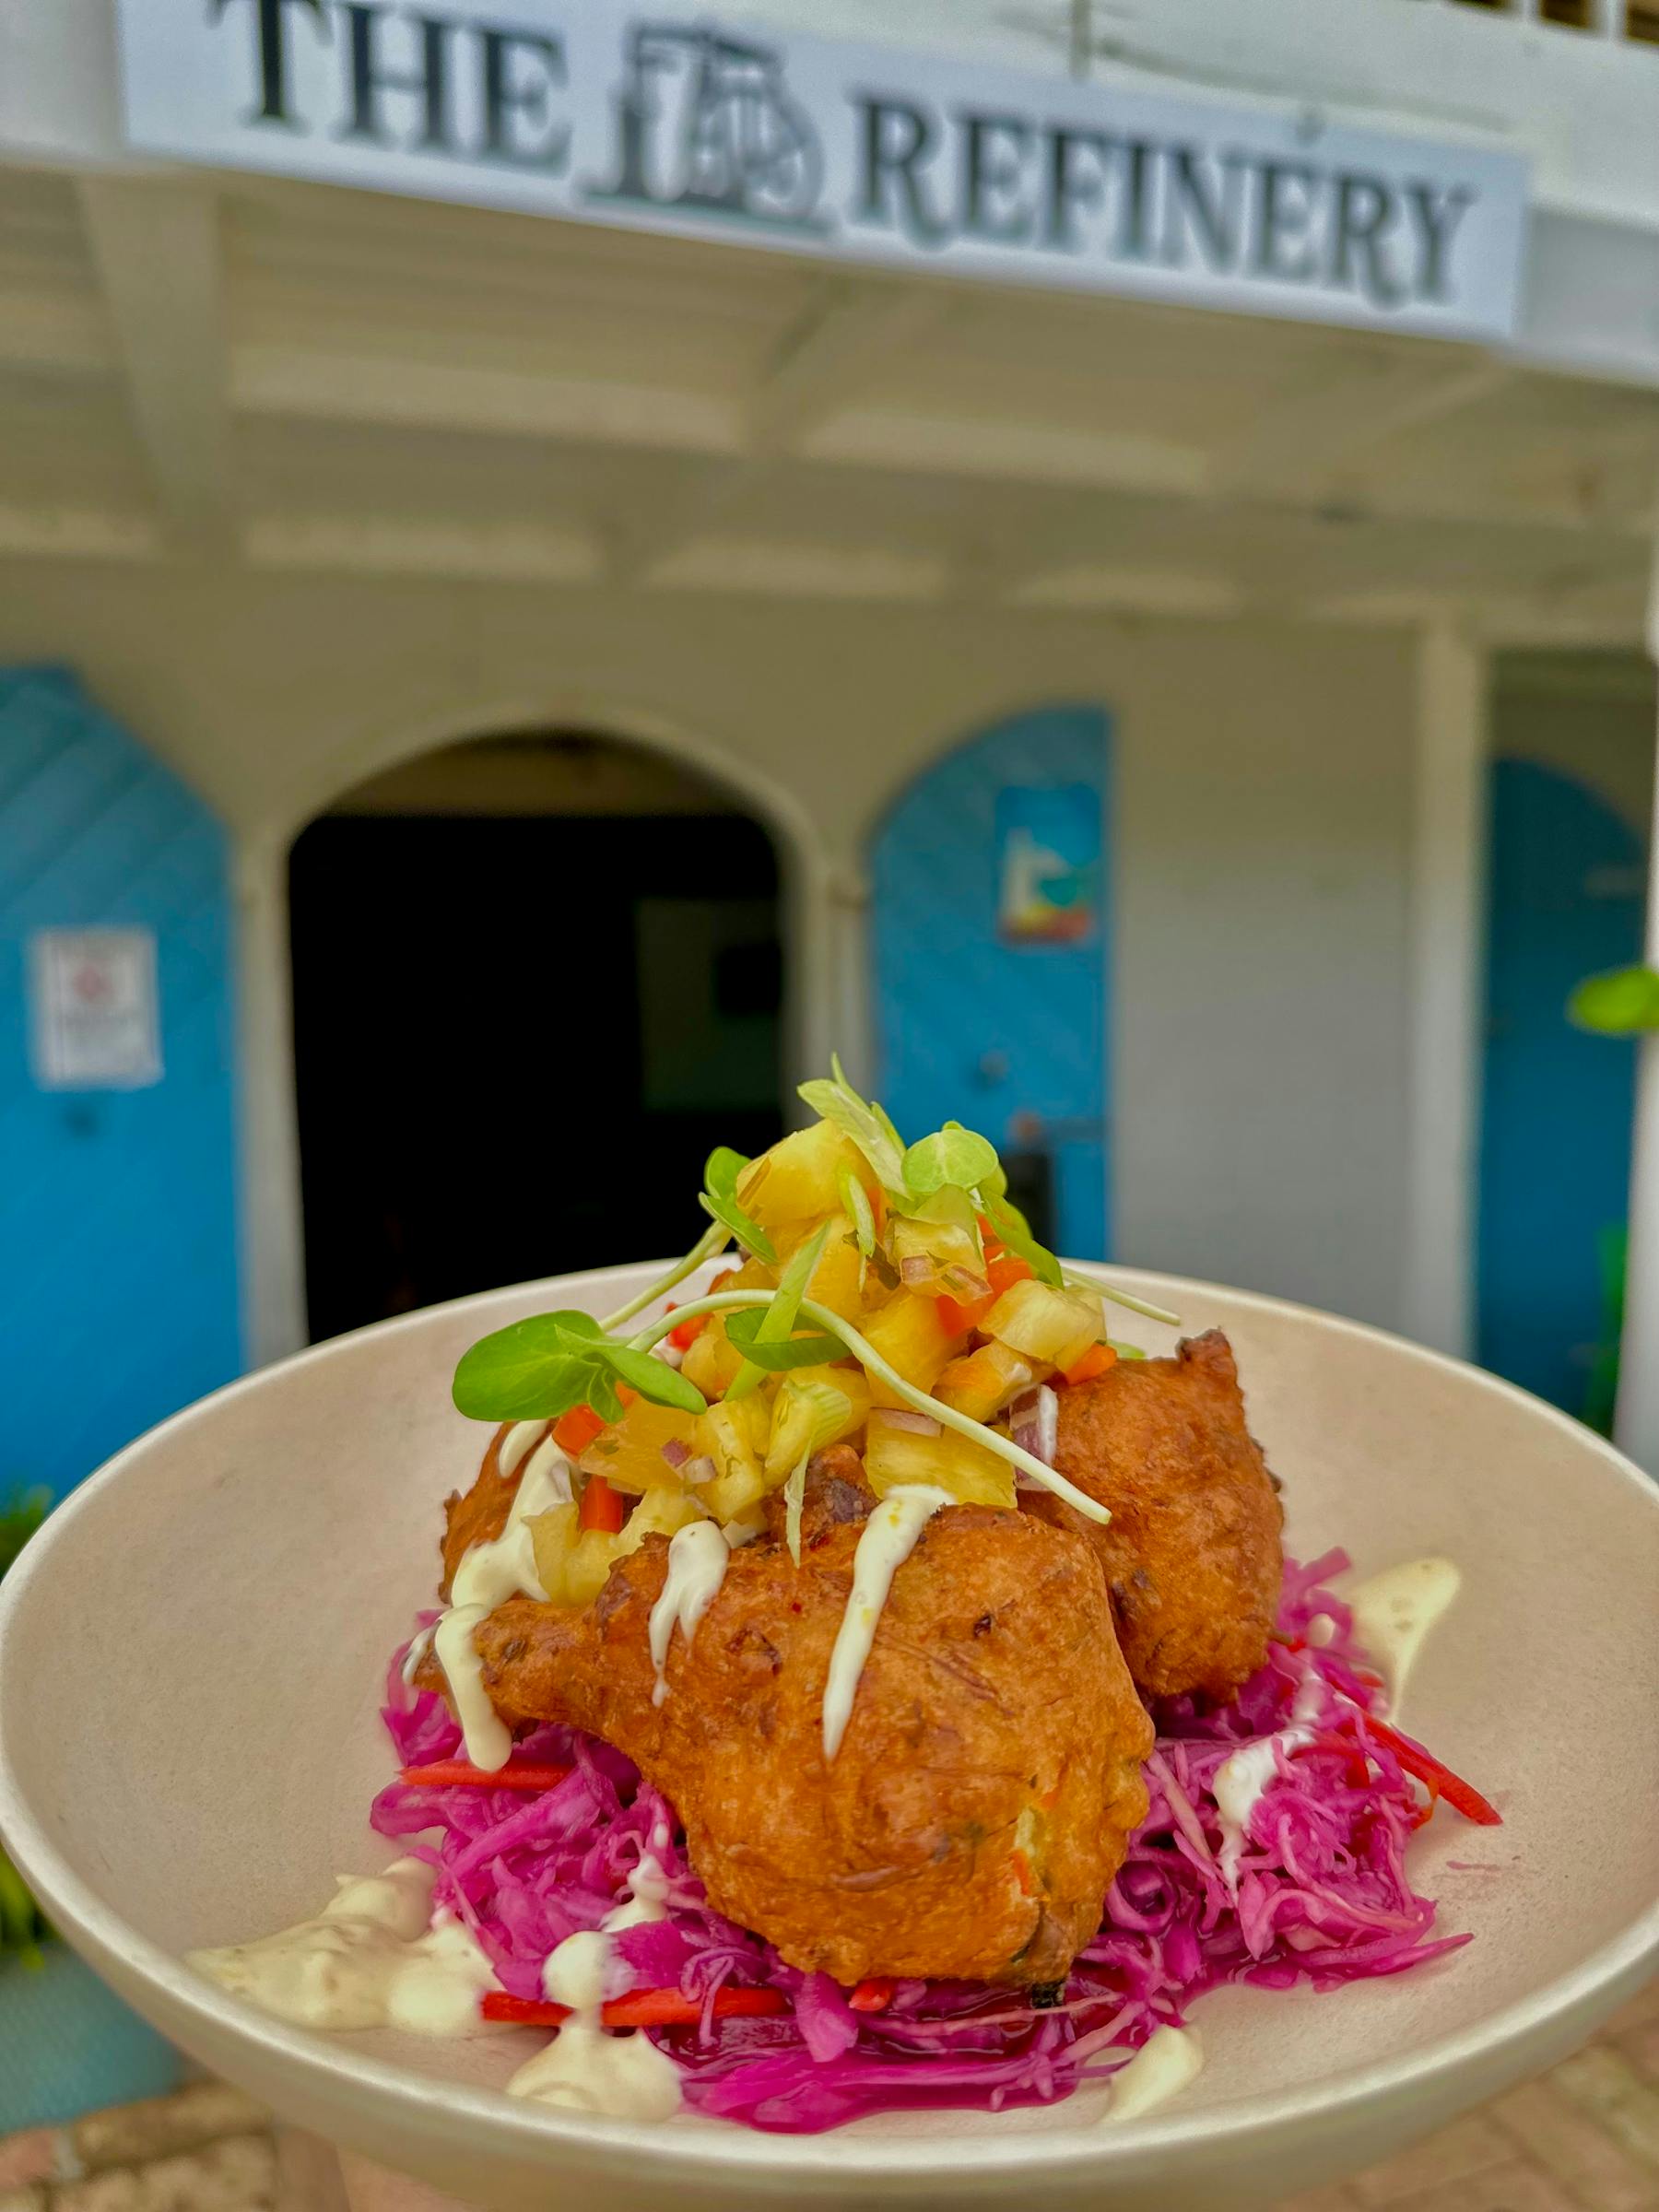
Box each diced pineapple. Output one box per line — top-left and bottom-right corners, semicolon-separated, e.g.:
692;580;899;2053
528;1503;615;1606
737;1124;867;1238
888;1212;986;1296
578;1400;697;1495
692;1400;768;1515
982;1278;1100;1372
804;1217;868;1322
681;1316;746;1399
764;1369;868;1478
934;1340;1037;1423
690;1457;770;1524
864;1413;1015;1510
614;1487;706;1556
860;1289;964;1405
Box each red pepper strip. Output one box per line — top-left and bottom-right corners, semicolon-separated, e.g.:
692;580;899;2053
849;1978;894;2014
1366;1718;1502;1826
481;1987;790;2030
398;1761;572;1793
553;1404;606;1454
579;1473;626;1535
1297;1732;1371;1790
1061;1342;1117;1387
665;1302;709;1350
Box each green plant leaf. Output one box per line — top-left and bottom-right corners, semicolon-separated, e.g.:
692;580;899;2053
590;1341;707;1414
724;1307;843;1369
797;1054;909;1195
704;1147;749;1203
699;1147;777;1263
453;1318;598;1421
980;1189;1064;1288
838;1164;877;1259
1569;964;1659;1036
903;1122;999;1198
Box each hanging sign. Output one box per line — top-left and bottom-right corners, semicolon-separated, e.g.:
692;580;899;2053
117;2;1528;342
29;928;163;1090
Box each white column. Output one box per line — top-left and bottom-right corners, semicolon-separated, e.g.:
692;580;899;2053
1401;619;1488;1359
234;829;309;1368
1613;541;1659;1467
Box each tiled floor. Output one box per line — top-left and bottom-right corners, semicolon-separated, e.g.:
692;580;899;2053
1;1980;1653;2212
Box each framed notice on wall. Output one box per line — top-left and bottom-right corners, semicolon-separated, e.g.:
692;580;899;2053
995;785;1100;946
29;928;163;1089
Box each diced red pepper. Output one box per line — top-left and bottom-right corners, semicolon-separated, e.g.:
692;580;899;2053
665;1302;709;1351
398;1760;572;1793
848;1978;894;2014
553;1404;606;1454
579;1474;626;1535
1060;1342;1117;1387
936;1248;1034;1335
480;1986;790;2030
1366;1718;1502;1826
935;1289;993;1336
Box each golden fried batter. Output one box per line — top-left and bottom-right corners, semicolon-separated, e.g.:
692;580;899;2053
436;1476;1151;1988
1028;1330;1283;1704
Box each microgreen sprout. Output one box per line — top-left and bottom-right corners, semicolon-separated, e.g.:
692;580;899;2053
700;1147;777;1265
725;1223;830;1403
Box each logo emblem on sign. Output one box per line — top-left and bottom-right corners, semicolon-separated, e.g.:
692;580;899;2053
592;23;827;232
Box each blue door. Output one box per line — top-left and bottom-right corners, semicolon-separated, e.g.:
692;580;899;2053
1477;758;1643;1418
869;706;1111;1258
0;668;242;1499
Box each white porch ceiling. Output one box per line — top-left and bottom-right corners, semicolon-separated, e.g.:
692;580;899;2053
0;162;1653;643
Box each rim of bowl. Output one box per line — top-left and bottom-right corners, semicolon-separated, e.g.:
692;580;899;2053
2;1261;1655;2186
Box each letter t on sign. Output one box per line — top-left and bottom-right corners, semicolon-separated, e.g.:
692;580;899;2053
209;0;330;130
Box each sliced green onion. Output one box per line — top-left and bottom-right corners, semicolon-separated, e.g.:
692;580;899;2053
600;1218;732;1334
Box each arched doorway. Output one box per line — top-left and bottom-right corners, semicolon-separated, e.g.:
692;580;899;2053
287;729;785;1342
867;705;1112;1260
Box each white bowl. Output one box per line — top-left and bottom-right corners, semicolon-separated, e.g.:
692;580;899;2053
2;1263;1656;2212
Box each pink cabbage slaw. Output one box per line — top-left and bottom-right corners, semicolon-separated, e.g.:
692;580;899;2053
371;1550;1475;2134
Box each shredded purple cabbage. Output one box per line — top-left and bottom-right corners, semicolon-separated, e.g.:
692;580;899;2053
371;1551;1473;2133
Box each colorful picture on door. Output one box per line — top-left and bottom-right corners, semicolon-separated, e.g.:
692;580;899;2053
995;784;1100;945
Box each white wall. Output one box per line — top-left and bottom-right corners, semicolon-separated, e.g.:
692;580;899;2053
0;559;1419;1336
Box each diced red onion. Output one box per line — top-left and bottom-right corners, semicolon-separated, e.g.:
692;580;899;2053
661;1439;691;1470
870;1406;943;1438
899;1256;935;1288
1008;1384;1058;1468
682;1455;718;1487
941;1265;990;1302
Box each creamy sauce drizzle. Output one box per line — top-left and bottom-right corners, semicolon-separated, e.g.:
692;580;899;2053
1104;2026;1205;2122
1346;1557;1461;1719
506;1853;682;2121
437;1431;572;1770
1213;1670;1324;1887
187;1858;498;2035
496;1419;547;1484
821;1484;954;1762
647;1521;729;1705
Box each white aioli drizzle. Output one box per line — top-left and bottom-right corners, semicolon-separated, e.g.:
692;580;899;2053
1215;1555;1464;1882
187;1858;498;2035
821;1484;954;1761
507;1853;682;2121
1345;1557;1461;1719
1213;1670;1324;1888
496;1419;547;1483
1104;2026;1205;2122
436;1432;572;1770
647;1521;729;1705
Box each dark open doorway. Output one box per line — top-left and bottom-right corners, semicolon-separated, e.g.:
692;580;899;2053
288;732;785;1343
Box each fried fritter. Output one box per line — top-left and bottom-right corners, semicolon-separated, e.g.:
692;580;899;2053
434;1470;1151;1987
1027;1330;1283;1704
438;1420;546;1599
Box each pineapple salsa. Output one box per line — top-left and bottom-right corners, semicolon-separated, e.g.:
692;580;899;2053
452;1061;1178;1610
